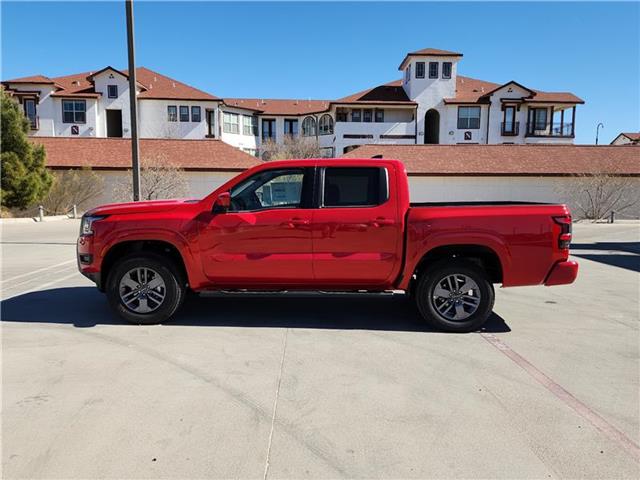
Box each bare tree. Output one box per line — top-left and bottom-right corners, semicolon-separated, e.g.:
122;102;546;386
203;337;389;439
260;135;322;161
556;173;640;221
42;168;105;214
114;153;188;202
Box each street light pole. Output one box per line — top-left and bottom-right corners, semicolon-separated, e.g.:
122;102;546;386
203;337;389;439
125;0;141;201
595;122;604;146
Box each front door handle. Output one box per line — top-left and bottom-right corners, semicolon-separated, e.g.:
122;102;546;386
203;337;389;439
369;217;394;227
284;217;310;228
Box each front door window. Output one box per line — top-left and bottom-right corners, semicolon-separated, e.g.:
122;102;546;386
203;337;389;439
230;169;304;211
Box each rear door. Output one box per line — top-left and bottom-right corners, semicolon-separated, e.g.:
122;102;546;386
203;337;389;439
312;165;402;286
199;167;315;286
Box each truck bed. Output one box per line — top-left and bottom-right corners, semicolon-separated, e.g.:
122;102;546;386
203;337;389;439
410;201;552;208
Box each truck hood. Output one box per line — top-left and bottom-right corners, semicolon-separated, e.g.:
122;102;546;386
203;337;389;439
87;198;199;216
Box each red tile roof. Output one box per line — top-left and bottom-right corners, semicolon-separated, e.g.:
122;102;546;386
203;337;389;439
399;48;463;70
3;74;58;85
621;132;640;140
444;77;583;105
622;132;640;140
334;80;416;106
223;98;330;115
33;137;259;171
5;67;219;101
131;67;219;101
341;144;640;176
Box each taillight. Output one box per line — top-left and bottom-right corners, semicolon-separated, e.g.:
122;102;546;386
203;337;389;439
553;215;572;249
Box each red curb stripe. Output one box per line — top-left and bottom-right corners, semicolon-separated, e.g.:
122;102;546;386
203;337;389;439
480;332;640;464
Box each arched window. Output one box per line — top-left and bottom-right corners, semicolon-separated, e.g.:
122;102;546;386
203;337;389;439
318;114;334;135
301;116;316;137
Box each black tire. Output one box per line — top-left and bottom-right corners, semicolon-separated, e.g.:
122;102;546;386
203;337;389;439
106;253;185;325
415;259;495;333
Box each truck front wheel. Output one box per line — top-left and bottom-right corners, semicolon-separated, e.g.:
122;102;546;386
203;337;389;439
106;254;185;325
415;259;495;333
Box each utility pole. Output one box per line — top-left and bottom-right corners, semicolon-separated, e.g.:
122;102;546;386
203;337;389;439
126;0;141;201
595;122;604;146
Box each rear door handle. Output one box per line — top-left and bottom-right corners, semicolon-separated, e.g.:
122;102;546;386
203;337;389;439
369;217;395;227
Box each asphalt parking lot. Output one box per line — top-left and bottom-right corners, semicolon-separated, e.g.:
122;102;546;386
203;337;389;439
1;219;638;479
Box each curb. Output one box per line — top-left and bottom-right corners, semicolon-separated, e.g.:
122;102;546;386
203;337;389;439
0;215;78;224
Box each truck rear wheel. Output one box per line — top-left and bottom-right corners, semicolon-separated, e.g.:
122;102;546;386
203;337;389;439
415;259;495;333
106;253;185;325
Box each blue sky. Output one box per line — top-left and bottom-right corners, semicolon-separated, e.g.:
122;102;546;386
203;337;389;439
2;1;638;144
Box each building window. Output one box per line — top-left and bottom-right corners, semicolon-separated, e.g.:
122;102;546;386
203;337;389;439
23;98;38;129
242;148;257;157
191;106;201;122
243;115;257;136
223;112;240;134
351;109;362;122
167;105;177;122
319;147;334;158
457;106;481;129
532;108;548;130
416;62;425;79
502;106;516;134
374;109;384;123
62;99;86;123
179;106;189;122
284;118;299;136
442;62;452;79
319;114;334;135
301;116;316;136
107;85;118;98
206;109;216;137
262;118;276;139
429;62;439;79
336;108;348;122
405;65;411;83
363;109;373;123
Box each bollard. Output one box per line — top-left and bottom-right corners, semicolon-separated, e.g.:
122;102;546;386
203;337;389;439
72;204;77;219
610;211;615;224
38;205;44;222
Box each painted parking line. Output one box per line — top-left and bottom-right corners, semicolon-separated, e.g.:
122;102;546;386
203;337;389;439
1;271;82;302
0;259;76;284
480;332;640;464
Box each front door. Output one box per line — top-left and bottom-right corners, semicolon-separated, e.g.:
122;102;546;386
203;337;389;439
312;166;402;286
106;109;123;137
199;167;314;286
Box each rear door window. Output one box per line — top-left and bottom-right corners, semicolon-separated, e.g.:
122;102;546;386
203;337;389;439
322;167;388;207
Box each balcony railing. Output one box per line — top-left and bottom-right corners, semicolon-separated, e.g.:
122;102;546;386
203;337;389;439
501;121;519;136
335;121;416;140
526;122;574;138
28;115;39;131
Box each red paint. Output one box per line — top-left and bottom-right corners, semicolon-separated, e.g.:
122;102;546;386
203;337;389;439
481;333;640;464
77;158;578;293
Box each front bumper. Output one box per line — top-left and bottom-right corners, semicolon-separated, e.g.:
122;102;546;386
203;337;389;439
544;260;579;286
77;234;102;290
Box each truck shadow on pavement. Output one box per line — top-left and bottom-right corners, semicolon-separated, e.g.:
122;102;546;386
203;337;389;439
1;287;511;333
571;241;639;273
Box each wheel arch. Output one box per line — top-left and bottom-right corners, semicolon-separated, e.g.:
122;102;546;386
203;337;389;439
410;244;504;294
100;240;189;291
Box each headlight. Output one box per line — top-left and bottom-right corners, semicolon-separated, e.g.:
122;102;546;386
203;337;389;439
80;215;107;236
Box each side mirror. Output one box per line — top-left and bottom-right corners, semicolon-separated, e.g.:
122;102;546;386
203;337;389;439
212;192;231;214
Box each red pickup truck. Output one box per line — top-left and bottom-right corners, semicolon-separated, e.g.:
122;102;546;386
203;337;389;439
77;158;578;332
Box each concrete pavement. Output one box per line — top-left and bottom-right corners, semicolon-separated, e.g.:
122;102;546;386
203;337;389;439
1;220;638;478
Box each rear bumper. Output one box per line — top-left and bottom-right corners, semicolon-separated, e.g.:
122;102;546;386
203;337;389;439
544;260;579;286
